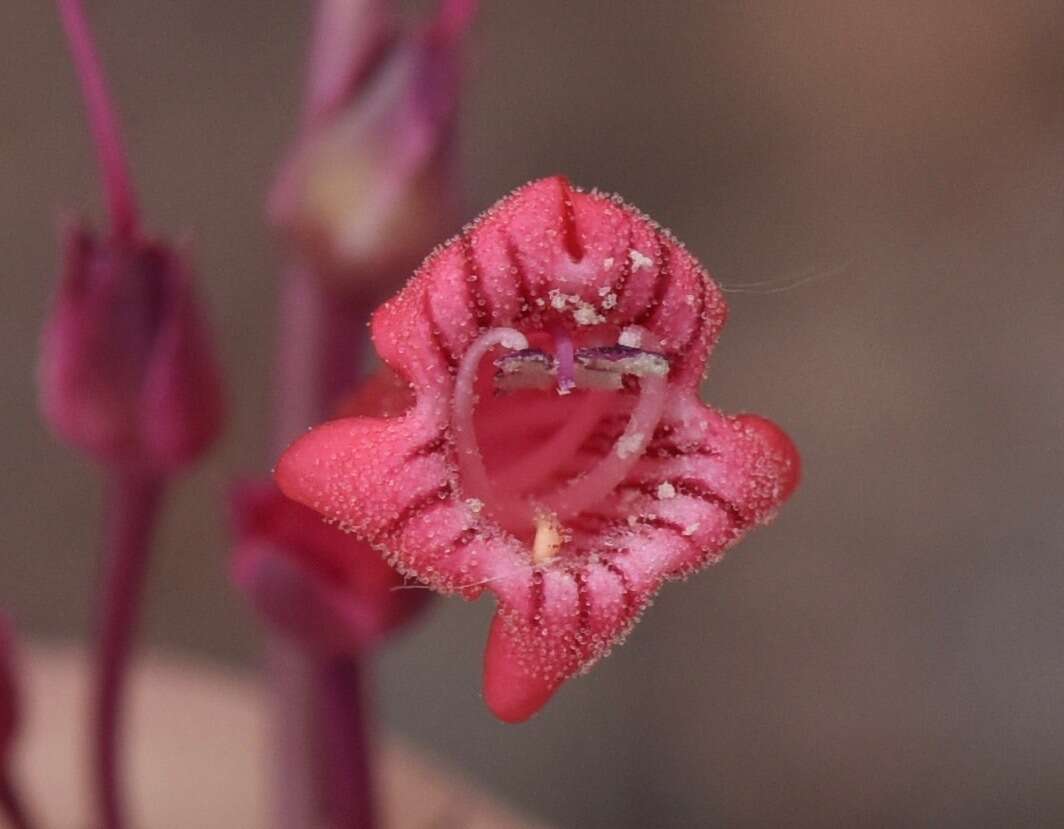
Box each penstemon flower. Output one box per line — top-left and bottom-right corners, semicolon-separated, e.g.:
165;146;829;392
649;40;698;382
277;176;800;722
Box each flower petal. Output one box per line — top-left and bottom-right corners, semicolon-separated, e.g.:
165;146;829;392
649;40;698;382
484;561;638;722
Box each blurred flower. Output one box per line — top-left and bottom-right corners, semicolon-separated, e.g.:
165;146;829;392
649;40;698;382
38;225;224;473
269;0;477;294
276;176;800;722
231;481;431;655
234;366;428;653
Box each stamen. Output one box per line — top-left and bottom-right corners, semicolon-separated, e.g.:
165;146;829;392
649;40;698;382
531;511;564;565
544;328;669;522
571;345;668;390
575;345;669;377
452;327;534;529
494;348;555;392
454;326;670;567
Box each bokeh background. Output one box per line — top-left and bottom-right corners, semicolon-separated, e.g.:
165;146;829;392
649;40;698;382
4;1;1064;826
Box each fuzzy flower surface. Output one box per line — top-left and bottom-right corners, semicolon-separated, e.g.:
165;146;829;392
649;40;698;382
277;176;800;721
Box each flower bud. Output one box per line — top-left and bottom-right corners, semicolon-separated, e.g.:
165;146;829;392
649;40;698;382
230;481;431;655
38;224;224;473
269;0;476;295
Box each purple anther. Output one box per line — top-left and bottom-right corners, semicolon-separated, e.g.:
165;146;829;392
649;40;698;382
494;348;556;392
575;345;670;377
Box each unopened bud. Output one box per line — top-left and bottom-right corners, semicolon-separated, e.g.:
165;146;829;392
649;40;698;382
269;0;476;293
38;224;224;473
230;481;431;654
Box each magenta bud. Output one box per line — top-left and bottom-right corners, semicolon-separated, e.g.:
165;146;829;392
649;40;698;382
38;224;224;473
230;481;431;655
269;0;476;294
232;542;384;658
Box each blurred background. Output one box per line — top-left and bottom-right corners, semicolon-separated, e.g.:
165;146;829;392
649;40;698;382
4;1;1064;826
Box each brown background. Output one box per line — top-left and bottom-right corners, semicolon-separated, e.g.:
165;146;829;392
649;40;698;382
4;1;1064;826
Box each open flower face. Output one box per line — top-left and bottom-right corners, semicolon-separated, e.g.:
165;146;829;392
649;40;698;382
277;176;800;722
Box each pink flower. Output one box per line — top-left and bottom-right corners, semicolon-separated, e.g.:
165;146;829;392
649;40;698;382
38;225;224;473
277;176;800;721
269;0;477;294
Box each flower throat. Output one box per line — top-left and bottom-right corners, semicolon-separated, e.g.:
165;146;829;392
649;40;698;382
451;324;670;565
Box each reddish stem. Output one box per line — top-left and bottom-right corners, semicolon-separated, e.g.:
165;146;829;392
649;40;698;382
272;266;326;450
0;771;35;829
270;263;377;829
316;656;375;829
269;0;415;818
93;472;164;829
319;295;375;829
321;292;373;407
268;265;327;829
56;0;139;239
264;637;320;829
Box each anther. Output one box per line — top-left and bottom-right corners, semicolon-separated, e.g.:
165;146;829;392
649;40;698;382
494;348;555;392
453;327;534;530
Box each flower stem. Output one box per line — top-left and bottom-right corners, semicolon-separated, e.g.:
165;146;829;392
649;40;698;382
264;637;321;829
316;655;375;829
321;291;374;407
268;265;327;829
317;296;375;829
0;771;35;829
270;264;376;829
56;0;139;239
93;472;164;829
